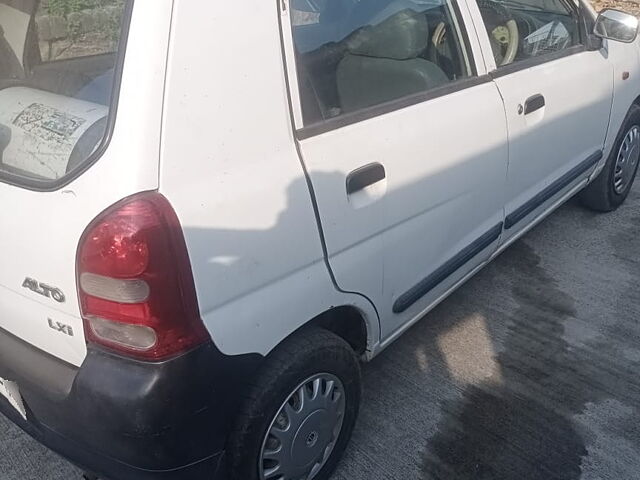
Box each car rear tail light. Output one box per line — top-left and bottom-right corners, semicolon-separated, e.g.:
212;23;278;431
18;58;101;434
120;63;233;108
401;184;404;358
77;192;210;361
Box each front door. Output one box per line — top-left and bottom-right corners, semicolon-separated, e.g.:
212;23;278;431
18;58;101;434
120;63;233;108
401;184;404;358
285;0;510;340
470;0;613;241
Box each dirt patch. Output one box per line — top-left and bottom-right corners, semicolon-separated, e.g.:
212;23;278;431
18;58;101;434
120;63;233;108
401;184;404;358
421;242;589;480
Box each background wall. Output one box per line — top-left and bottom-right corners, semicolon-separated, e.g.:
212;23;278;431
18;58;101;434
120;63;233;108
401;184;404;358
35;0;123;61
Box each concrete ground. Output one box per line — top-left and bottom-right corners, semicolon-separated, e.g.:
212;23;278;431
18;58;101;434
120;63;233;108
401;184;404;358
1;181;639;480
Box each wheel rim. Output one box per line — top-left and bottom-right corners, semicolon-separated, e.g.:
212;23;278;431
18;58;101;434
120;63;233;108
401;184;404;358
259;373;346;480
613;125;640;195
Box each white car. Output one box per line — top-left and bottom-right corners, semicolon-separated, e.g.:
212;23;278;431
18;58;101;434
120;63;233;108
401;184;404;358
0;0;638;479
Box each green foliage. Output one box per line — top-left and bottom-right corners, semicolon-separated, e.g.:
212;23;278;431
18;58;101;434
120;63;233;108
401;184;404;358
43;0;124;45
46;0;123;17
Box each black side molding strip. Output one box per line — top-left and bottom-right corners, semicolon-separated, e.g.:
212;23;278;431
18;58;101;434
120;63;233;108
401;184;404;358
393;222;503;314
505;150;602;230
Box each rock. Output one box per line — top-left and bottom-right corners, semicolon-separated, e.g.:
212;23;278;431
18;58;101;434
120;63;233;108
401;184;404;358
68;11;97;35
49;15;68;40
50;38;72;59
36;14;68;41
38;40;51;61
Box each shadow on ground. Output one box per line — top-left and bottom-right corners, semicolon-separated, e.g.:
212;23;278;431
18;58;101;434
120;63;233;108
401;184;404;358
333;184;640;480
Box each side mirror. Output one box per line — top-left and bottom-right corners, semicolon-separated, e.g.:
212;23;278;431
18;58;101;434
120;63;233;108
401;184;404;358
594;9;639;43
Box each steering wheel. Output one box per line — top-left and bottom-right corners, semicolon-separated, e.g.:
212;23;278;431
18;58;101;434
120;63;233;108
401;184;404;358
477;0;520;66
428;21;455;69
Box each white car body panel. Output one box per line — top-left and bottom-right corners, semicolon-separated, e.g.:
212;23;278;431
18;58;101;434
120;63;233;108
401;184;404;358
282;0;639;359
158;0;380;357
595;38;640;175
295;83;509;342
1;0;639;366
0;1;172;366
492;51;613;243
580;2;640;180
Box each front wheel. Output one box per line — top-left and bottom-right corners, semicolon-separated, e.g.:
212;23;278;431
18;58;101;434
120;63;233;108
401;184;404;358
580;104;640;212
227;328;361;480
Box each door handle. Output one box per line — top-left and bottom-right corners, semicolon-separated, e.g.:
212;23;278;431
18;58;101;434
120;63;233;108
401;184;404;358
524;94;545;115
346;162;386;195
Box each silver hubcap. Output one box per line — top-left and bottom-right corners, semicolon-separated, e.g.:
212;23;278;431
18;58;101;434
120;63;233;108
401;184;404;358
259;373;346;480
613;125;640;194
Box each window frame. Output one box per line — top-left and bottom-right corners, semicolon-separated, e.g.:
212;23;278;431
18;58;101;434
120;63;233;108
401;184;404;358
280;0;488;139
0;0;134;192
468;0;591;78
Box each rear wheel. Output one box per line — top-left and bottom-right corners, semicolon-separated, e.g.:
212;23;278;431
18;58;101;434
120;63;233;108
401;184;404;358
580;104;640;212
227;328;361;480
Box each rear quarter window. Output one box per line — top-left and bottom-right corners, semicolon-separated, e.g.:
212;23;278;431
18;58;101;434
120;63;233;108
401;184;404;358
0;0;129;188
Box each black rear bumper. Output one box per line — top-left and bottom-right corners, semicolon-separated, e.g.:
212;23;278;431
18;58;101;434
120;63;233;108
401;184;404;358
0;327;262;480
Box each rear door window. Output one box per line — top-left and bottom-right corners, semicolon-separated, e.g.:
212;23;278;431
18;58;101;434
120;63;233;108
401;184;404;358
290;0;475;125
0;0;129;187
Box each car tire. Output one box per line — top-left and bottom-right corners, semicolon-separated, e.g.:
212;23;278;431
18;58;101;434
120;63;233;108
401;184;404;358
580;104;640;212
227;327;362;480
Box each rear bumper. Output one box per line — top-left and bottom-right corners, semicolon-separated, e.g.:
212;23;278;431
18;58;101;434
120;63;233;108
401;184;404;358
0;326;262;480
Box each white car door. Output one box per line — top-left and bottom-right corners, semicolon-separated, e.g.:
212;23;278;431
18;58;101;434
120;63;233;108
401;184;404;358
283;0;510;341
469;0;614;242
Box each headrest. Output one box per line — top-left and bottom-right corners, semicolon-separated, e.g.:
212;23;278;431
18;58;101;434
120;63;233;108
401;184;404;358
347;8;429;60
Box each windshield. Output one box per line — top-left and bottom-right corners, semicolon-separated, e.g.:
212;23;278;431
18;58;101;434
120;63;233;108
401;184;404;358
0;0;129;187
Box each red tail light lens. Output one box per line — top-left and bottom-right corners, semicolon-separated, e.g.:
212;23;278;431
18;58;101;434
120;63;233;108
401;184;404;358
77;192;210;361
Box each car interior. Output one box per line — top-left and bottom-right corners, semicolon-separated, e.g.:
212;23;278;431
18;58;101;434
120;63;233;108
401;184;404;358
293;0;581;124
0;1;118;180
294;0;472;123
0;1;117;106
25;54;116;105
478;0;580;66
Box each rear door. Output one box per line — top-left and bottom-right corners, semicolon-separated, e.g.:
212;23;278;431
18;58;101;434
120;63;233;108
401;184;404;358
470;0;613;241
284;0;509;340
0;0;170;366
